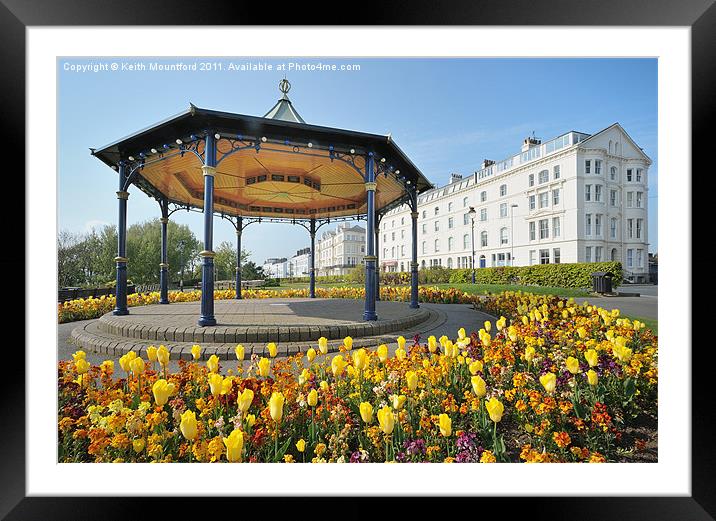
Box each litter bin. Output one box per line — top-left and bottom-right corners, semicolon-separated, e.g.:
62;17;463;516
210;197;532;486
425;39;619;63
591;272;612;294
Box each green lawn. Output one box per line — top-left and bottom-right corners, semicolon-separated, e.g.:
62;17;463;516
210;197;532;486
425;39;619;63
263;281;590;298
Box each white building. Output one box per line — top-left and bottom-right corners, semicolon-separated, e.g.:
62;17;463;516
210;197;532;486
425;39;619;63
380;123;651;282
262;257;289;279
290;248;311;278
316;223;366;276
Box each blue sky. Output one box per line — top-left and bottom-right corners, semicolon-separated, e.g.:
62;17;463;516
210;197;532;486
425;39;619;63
58;58;658;262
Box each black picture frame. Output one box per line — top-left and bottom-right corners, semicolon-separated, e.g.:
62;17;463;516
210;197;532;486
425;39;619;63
3;0;708;519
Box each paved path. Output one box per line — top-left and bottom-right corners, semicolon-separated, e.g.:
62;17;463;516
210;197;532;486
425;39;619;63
617;284;658;297
574;295;657;321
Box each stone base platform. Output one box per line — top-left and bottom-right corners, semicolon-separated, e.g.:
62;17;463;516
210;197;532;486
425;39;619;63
71;298;445;360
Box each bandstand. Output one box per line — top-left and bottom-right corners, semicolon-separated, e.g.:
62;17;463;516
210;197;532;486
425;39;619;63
81;80;435;358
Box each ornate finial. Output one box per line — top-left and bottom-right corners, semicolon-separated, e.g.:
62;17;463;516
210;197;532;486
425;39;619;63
279;78;291;96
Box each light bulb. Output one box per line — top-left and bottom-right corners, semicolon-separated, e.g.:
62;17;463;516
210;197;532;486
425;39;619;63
175;139;182;144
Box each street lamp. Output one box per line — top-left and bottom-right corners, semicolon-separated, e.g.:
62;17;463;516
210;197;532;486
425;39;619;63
510;204;519;266
177;239;186;292
468;206;477;283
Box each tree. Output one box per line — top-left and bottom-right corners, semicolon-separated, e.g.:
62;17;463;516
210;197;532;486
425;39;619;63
241;260;265;281
214;241;256;281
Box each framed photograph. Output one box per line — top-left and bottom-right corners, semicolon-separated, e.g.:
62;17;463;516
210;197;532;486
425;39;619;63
5;0;709;518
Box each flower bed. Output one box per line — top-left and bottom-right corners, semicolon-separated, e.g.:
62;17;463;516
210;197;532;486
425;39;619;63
57;286;477;323
58;291;657;463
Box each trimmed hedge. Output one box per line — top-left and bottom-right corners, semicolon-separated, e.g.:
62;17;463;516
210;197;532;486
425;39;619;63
275;262;622;289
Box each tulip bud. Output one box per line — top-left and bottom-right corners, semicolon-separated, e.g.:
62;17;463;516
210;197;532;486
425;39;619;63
471;375;486;398
269;392;285;423
486;397;504;423
208;373;223;396
377;405;395;435
584;349;598;368
406;371;418;392
221;376;233;395
391;394;407;410
72;350;86;362
234;344;245;361
377;344;388;363
539;372;557;394
352;349;368;371
246;414;256;428
179;409;198;440
258;357;270;378
132;438;145;453
206;354;219;373
359;402;373;423
191;344;201;360
307;388;318;407
587;369;598;386
524;346;536;364
469;360;483;375
318;336;328;355
397;336;406;350
152;379;176;406
296;439;306;452
395;347;407;360
223;429;244;462
237;388;254;413
344;336;353;350
129;357;145;376
577;327;587;339
565;356;580;375
438;413;452;437
428;336;438;353
319;380;329;391
157;345;170;367
331;355;346;377
457;328;467;340
267;342;278;358
147;345;158;362
306;348;317;363
119;354;131;373
484;320;491;333
299;368;311;385
75;358;90;375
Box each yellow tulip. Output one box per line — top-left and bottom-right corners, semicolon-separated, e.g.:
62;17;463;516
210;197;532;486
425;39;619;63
576;327;587;339
469;360;483;375
507;326;518;343
206;354;219;373
267;342;278;358
319;380;329;391
179;409;198;440
306;348;317;363
524;346;536;364
346;365;356;378
237;388;254;413
353;349;368;371
587;369;599;386
377;405;395;435
344;336;353;350
269;392;285;423
457;328;467;340
152;379;175;406
147;345;158;362
428;335;438;353
397;336;406;350
406;371;418;391
157;345;169;367
307;388;318;407
485;397;504;423
258;357;270;377
331;355;346;377
221;376;233;395
299;368;311;385
129;357;145;376
584;349;598;368
296;439;306;452
223;429;244;462
484;320;492;333
234;344;245;361
395;347;407;360
438;413;452;437
119;354;132;373
191;344;201;360
377;344;388;362
318;337;328;355
566;356;580;375
471;375;487;398
75;358;90;375
132;438;145;453
391;394;407;410
540;372;557;394
359;402;373;423
208;373;223;397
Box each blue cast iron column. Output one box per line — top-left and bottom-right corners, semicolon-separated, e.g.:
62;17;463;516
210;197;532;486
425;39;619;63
409;207;420;309
309;218;316;298
374;218;381;301
113;162;130;316
363;153;378;321
198;132;217;326
159;198;169;304
235;216;242;299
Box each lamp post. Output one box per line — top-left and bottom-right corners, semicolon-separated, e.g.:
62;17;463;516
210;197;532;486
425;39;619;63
468;206;477;284
510;204;519;266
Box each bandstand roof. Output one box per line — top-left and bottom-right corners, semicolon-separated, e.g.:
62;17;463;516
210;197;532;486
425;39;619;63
92;81;432;220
